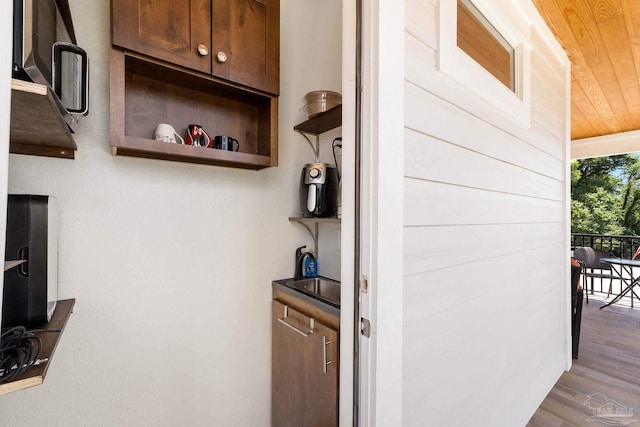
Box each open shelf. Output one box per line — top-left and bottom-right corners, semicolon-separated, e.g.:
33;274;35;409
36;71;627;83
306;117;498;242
110;49;278;170
294;105;342;135
10;79;76;159
289;216;340;224
0;299;75;396
113;136;273;170
294;105;342;162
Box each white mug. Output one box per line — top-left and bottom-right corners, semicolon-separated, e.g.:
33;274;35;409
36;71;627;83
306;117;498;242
153;123;184;144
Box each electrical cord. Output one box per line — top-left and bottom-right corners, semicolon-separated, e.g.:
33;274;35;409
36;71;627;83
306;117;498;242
0;326;60;383
332;137;342;181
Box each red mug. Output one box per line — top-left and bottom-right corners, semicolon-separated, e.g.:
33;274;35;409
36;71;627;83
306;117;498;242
185;124;213;148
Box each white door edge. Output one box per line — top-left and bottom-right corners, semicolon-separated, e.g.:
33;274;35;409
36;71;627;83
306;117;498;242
356;0;405;426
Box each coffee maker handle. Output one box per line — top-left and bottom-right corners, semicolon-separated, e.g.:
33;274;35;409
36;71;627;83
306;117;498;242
307;185;317;212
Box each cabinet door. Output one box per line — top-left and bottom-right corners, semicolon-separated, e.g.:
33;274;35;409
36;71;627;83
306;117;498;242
272;300;338;427
212;0;280;94
111;0;211;74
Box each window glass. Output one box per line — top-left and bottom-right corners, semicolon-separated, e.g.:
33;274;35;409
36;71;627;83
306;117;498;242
457;0;515;92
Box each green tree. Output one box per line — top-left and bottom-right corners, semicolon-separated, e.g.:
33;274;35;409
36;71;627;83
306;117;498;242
571;154;640;235
571;156;627;198
571;190;623;235
619;157;640;234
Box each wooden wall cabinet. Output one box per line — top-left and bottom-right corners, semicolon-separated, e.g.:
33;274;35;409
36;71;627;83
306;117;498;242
110;0;279;169
272;290;339;427
111;0;279;95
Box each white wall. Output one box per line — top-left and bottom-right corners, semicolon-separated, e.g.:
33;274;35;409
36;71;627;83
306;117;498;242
400;0;570;426
0;0;341;425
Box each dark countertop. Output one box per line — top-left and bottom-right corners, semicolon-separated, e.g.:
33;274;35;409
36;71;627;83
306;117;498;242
272;277;340;317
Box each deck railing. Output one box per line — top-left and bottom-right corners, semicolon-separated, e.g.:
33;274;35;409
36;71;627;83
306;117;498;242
571;233;640;258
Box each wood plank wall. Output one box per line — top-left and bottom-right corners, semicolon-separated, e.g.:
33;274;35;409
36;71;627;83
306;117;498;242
402;0;569;425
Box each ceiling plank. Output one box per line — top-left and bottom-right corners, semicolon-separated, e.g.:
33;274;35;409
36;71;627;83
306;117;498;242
620;0;640;100
533;0;640;142
570;76;612;139
533;0;620;137
560;0;631;130
571;103;600;140
591;0;622;23
596;13;640;123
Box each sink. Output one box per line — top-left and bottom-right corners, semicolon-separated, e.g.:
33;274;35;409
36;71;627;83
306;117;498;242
290;277;341;307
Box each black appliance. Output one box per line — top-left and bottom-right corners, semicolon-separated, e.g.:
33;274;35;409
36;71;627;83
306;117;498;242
299;162;339;218
13;0;89;132
3;195;59;327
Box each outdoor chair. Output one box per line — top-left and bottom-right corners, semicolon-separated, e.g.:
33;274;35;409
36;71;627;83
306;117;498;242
571;258;583;358
573;247;619;303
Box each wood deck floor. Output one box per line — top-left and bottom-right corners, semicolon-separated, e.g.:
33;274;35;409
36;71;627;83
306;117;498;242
527;292;640;426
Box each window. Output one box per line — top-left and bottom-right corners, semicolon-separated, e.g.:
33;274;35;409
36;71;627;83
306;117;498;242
457;0;515;92
437;0;532;126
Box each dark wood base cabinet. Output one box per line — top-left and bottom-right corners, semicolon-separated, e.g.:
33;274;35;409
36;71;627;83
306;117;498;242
272;291;339;427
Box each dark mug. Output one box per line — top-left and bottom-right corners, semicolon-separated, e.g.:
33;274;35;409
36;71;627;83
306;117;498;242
185;124;213;148
214;135;239;151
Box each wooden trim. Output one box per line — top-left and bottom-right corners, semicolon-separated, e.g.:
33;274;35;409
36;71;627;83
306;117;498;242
109;48;126;149
571;129;640;159
10;80;47;96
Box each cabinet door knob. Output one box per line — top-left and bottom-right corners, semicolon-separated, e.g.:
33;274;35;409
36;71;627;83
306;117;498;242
217;51;228;63
197;44;209;56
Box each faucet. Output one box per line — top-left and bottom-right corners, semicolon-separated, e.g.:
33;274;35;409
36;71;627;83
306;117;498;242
295;245;315;280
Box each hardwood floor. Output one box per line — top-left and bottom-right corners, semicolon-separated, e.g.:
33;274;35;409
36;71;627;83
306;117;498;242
527;292;640;426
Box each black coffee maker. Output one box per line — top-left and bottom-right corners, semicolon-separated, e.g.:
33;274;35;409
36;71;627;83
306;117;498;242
299;162;339;217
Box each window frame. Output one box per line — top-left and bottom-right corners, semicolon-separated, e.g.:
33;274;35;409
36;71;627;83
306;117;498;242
438;0;532;126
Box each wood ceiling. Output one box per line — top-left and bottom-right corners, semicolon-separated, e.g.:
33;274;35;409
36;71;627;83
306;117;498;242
533;0;640;141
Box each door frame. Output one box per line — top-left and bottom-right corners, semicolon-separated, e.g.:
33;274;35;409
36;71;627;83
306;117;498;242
340;0;405;425
339;0;357;424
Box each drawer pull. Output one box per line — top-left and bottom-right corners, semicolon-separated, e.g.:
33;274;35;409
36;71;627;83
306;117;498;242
278;305;314;337
323;335;334;374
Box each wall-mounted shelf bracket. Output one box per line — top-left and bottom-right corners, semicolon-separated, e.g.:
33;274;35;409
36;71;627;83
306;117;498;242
290;217;319;255
288;216;340;256
297;131;321;162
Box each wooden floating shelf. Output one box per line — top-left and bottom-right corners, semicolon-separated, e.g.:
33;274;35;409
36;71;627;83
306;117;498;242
113;136;273;170
289;216;340;224
10;79;76;159
0;299;75;396
294;105;342;135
